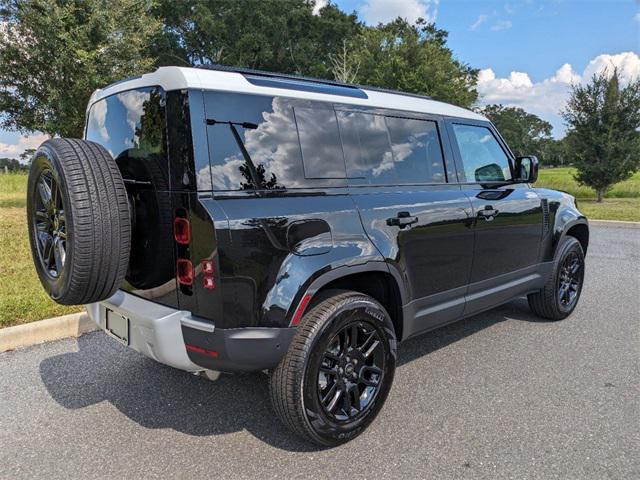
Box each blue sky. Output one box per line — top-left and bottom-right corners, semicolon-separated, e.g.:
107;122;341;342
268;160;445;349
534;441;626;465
1;0;639;159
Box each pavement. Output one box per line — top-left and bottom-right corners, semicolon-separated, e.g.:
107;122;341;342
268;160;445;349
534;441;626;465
1;224;638;479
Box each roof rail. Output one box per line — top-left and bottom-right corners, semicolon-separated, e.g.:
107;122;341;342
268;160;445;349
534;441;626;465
197;64;432;101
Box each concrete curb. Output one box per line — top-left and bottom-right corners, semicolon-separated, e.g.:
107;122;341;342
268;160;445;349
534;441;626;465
0;312;97;353
590;219;640;229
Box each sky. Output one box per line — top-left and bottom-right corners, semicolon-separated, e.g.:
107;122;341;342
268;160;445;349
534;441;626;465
1;0;639;159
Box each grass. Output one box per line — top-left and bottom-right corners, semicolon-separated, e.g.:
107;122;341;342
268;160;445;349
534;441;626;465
0;173;81;328
0;167;639;327
536;167;640;222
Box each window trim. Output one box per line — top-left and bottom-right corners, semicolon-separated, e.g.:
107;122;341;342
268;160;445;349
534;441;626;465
444;119;515;185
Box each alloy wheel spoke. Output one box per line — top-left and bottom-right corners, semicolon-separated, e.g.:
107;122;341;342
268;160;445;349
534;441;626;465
37;177;53;211
53;238;65;272
322;382;340;411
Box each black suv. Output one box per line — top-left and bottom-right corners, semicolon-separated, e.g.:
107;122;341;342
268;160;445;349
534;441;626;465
27;66;588;446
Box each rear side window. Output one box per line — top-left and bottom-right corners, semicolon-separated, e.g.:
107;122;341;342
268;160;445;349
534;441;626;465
203;92;346;190
336;111;395;185
337;111;447;185
385;117;446;184
85;87;167;183
293;107;346;179
451;124;512;183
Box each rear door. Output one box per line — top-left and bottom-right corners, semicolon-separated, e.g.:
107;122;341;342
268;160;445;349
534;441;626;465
338;108;475;340
445;121;543;314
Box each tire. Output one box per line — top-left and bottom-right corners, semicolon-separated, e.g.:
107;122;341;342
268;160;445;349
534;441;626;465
269;290;397;446
27;138;131;305
528;236;585;320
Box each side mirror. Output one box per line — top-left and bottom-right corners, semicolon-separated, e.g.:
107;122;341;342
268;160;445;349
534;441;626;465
514;155;539;184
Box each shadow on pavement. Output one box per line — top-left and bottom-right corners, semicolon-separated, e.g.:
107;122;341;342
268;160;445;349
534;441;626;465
39;297;545;452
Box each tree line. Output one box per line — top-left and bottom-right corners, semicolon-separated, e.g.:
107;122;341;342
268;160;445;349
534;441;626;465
0;0;638;200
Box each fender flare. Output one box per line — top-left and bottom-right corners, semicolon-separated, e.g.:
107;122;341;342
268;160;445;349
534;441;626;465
286;261;408;326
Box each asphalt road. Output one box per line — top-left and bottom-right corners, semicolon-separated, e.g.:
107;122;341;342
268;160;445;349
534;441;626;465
1;224;638;479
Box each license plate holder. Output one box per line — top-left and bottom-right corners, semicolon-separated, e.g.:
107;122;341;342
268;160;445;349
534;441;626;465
105;309;129;346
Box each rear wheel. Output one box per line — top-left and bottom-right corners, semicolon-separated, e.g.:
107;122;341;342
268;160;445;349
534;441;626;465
269;291;397;446
528;236;585;320
27;138;131;305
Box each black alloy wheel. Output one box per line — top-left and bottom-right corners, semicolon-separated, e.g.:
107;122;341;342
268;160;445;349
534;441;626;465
269;290;397;446
557;250;583;311
32;169;67;279
528;235;585;320
317;321;385;422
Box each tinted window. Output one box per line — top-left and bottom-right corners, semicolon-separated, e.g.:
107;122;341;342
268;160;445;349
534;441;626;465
86;87;167;185
385;116;446;184
451;124;512;183
294;107;346;179
203;92;345;190
336;111;395;185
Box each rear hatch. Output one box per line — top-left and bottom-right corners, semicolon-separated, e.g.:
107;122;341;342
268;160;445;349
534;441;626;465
85;87;178;308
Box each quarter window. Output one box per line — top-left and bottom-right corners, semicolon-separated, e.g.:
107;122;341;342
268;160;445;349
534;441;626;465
451;124;512;183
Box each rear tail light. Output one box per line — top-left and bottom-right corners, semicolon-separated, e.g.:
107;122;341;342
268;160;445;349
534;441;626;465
173;217;191;245
201;259;216;290
176;259;193;285
185;344;218;358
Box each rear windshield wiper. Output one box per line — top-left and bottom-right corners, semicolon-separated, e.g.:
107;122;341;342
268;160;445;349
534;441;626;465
206;119;261;190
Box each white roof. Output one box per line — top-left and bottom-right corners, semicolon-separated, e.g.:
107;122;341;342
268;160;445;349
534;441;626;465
89;66;486;121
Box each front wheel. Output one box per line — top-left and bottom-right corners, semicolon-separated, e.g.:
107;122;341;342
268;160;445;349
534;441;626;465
528;236;585;320
269;291;397;446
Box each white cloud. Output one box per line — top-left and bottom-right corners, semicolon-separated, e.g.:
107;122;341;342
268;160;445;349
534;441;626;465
490;19;512;31
634;12;640;23
470;14;489;31
360;0;438;25
0;133;48;160
477;51;640;136
312;0;329;15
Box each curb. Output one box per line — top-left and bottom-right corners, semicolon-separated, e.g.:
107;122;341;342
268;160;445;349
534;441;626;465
0;312;97;353
589;219;640;229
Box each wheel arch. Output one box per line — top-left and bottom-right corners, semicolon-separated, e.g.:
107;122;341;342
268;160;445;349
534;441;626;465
292;263;407;342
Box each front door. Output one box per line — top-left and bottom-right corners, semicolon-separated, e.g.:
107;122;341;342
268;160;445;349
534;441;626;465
446;121;544;314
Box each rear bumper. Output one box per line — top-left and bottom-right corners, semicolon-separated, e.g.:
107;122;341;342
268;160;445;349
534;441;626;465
86;290;295;373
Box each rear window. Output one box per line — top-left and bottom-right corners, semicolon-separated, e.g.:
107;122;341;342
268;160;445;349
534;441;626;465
85;87;167;186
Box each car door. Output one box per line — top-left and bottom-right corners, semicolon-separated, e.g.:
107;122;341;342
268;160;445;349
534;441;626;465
338;108;475;340
445;120;544;315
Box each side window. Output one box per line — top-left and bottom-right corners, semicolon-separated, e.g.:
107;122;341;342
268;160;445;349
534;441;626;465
205;93;299;190
451;124;512;183
293;107;346;179
336;110;395;185
385;116;446;184
85;87;167;184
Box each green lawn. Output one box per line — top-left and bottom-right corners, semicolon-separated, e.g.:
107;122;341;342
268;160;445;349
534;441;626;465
0;168;638;327
0;173;81;327
536;168;640;222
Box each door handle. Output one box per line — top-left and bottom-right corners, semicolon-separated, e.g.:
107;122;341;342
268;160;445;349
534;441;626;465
477;206;499;221
386;211;419;229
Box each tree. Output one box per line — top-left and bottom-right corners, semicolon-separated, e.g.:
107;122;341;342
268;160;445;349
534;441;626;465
0;0;161;138
480;104;554;160
351;19;478;107
19;148;36;164
153;0;361;79
562;69;640;202
329;40;360;83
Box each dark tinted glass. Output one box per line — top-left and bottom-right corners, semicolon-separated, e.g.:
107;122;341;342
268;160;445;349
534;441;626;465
385;116;446;184
336;110;395;185
451;124;512;183
294;107;346;179
203;92;345;190
86;87;167;185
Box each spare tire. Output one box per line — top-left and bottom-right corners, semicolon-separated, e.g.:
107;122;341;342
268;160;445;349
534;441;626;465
27;138;131;305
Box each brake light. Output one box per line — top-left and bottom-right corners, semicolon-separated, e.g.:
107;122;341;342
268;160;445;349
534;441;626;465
201;260;215;274
173;217;191;245
176;259;193;285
